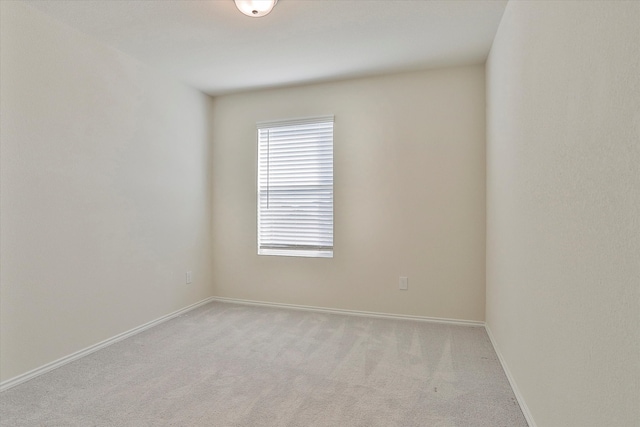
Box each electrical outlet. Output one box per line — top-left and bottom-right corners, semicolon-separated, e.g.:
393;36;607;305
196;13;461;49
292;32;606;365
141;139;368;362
399;276;408;290
186;271;192;284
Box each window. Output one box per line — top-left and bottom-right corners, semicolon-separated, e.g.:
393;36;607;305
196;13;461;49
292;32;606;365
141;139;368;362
257;116;334;258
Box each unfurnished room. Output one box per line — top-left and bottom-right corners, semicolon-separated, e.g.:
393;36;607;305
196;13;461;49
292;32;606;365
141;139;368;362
0;1;638;426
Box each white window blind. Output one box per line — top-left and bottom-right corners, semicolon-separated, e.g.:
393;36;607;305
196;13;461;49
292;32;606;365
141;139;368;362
257;116;334;258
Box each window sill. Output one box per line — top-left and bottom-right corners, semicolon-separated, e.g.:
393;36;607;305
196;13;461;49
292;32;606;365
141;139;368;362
258;248;333;258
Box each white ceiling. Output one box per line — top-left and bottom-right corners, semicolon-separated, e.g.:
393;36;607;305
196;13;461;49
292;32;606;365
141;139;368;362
26;0;507;96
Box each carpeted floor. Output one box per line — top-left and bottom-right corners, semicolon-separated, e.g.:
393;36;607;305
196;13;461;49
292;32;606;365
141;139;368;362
0;301;527;426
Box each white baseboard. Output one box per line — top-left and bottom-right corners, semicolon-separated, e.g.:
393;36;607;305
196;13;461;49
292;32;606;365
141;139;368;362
0;296;216;392
485;324;537;427
3;290;528;427
209;296;485;327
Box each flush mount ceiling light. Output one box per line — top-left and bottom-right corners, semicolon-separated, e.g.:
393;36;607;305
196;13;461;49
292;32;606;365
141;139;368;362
234;0;278;17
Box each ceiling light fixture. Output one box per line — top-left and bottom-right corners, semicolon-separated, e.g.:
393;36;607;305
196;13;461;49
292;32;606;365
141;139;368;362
234;0;278;18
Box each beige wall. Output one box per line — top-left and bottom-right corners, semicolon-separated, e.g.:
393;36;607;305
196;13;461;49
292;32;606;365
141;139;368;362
486;1;640;426
0;2;213;382
211;66;486;321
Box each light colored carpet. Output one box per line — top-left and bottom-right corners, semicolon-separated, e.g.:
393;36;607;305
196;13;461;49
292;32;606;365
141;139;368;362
0;301;527;426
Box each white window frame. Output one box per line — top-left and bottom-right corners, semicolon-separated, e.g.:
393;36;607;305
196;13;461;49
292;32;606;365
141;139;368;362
257;116;334;258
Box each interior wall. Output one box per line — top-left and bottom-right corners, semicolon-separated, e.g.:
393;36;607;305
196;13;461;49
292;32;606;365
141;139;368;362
0;2;213;382
211;65;486;321
486;1;640;426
